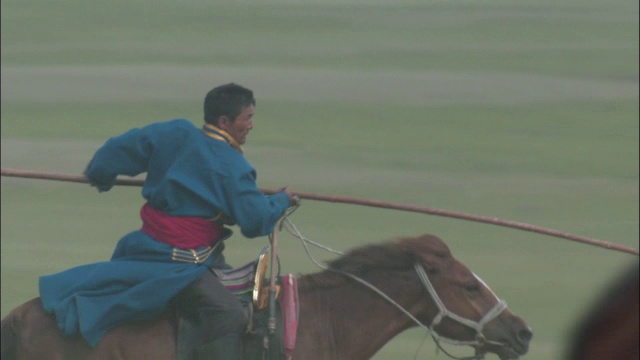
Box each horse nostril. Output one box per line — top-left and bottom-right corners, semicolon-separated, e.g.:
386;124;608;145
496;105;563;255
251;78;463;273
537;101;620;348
518;327;533;344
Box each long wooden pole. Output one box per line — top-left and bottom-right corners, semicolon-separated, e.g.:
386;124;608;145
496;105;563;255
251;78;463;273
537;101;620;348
2;167;638;256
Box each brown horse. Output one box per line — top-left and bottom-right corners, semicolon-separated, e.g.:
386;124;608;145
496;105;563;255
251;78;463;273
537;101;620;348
1;234;532;360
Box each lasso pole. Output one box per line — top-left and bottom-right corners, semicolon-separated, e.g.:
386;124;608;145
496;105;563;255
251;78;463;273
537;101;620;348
2;167;638;256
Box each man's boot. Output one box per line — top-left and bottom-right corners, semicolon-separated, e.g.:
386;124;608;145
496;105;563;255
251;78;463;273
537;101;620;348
194;332;243;360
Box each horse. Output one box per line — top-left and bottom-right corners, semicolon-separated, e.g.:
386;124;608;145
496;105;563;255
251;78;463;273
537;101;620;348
567;260;639;360
1;234;532;360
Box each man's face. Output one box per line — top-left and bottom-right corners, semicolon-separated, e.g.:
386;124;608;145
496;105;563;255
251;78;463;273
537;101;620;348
221;105;254;145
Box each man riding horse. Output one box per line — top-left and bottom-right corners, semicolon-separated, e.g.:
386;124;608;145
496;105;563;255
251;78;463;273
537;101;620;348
39;83;298;360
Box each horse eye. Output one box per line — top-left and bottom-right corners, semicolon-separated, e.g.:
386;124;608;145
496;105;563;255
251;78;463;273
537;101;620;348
427;268;440;276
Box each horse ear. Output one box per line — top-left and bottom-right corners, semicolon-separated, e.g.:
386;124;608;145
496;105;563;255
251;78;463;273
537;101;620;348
397;234;451;271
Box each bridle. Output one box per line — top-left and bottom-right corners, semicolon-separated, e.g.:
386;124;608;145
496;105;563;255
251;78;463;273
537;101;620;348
335;262;510;360
414;263;509;359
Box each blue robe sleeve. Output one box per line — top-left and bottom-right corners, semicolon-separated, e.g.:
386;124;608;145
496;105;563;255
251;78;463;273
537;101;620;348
84;127;155;191
222;169;290;238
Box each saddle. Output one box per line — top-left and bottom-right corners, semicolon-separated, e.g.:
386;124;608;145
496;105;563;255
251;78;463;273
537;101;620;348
176;247;299;360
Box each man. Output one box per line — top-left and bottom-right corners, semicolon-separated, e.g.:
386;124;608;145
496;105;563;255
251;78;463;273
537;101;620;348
39;83;297;359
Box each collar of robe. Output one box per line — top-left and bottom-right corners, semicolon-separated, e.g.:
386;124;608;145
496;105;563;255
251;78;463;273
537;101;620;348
201;124;243;154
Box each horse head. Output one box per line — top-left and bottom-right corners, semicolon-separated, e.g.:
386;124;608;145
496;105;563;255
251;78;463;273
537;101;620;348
397;234;532;360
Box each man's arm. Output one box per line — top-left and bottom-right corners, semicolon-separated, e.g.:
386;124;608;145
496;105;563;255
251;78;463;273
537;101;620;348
221;171;293;238
85;127;153;192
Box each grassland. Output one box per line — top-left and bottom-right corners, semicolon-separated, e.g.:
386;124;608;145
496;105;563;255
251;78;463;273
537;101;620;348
1;0;638;359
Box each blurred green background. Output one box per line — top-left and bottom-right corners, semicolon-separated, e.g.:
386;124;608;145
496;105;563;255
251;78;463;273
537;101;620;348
1;0;638;359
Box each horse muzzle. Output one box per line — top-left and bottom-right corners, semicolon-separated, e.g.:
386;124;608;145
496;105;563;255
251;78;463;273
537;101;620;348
478;322;533;360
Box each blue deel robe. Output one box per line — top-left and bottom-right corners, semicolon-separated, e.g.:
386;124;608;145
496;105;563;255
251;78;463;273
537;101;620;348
39;119;290;347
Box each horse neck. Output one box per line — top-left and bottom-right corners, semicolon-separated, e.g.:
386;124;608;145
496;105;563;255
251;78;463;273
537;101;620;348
295;271;423;360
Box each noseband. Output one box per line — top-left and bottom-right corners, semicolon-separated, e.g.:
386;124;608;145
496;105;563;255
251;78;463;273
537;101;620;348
414;263;509;359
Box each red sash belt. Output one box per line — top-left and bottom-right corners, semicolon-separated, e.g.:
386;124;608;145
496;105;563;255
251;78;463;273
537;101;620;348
140;203;223;249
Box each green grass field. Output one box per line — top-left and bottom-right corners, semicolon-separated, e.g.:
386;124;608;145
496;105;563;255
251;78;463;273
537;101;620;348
2;0;638;359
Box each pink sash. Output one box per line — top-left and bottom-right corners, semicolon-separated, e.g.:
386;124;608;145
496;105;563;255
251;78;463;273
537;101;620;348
140;203;223;249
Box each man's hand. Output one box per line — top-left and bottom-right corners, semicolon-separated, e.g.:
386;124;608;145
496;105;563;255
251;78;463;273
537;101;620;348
281;186;300;207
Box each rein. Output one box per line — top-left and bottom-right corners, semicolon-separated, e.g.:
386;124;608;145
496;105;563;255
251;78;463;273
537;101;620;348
280;214;503;360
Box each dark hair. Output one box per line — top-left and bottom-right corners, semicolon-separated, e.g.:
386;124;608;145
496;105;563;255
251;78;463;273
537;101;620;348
203;83;256;125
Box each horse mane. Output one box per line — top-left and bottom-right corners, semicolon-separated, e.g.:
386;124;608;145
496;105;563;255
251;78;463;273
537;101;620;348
298;234;452;290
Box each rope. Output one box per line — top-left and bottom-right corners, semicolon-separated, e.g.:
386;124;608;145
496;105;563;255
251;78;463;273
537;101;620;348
1;167;638;255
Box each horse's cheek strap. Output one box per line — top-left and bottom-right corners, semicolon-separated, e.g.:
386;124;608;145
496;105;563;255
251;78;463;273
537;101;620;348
415;263;509;348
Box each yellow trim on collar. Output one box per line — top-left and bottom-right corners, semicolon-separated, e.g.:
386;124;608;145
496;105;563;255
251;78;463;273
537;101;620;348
201;124;243;153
